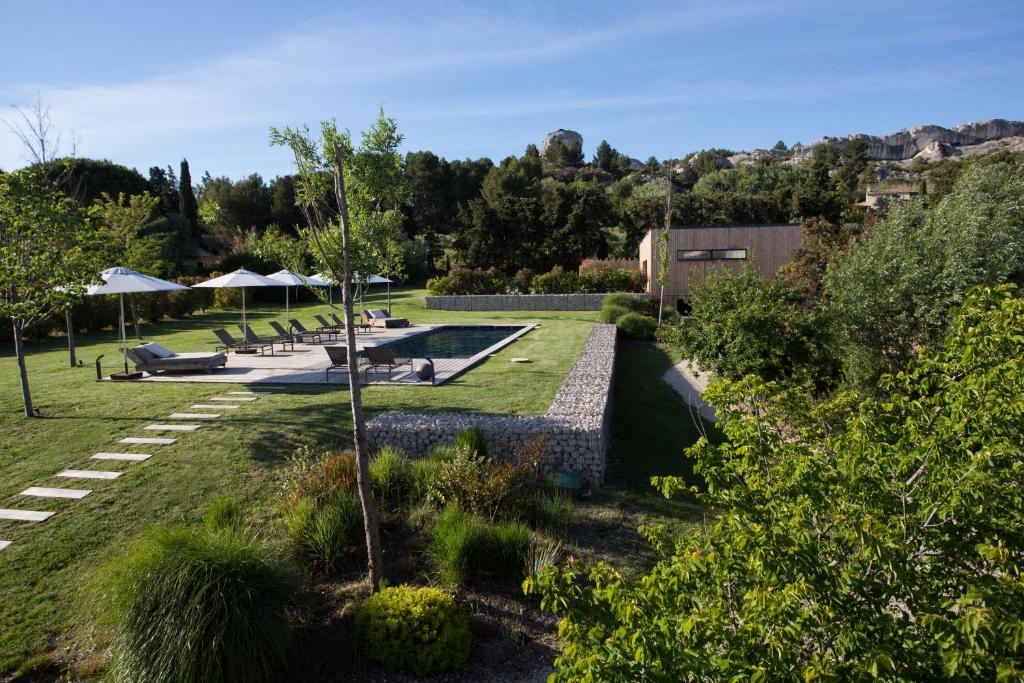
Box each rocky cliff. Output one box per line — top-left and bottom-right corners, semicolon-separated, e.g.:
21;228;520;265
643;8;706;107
789;118;1024;163
541;129;583;155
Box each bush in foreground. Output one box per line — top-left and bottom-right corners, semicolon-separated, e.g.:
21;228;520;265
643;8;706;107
428;505;531;584
101;526;299;683
357;585;471;677
530;286;1024;681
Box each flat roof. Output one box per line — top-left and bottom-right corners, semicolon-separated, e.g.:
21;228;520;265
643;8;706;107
660;223;802;230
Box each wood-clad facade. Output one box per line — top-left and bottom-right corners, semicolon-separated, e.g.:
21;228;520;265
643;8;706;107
638;224;803;309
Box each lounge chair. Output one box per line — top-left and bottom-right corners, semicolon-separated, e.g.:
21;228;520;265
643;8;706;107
363;345;413;380
363;309;408;329
333;312;371;333
123;344;227;374
268;320;306;345
213;328;274;355
239;323;293;352
314;314;346;334
324;345;361;381
289;318;334;342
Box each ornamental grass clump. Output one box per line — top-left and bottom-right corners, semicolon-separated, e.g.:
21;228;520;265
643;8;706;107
283;489;362;571
100;525;300;683
357;585;471;676
369;446;412;506
427;504;531;584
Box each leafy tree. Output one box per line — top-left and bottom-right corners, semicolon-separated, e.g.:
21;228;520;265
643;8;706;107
673;264;831;384
178;159;200;241
778;217;858;297
790;144;847;222
268;174;306;231
772;139;787;152
834;137;869;196
147;165;179;214
530;285;1024;681
825;162;1024;388
593;140;616;172
269;119;384;591
89;192;168;274
1;168;101;416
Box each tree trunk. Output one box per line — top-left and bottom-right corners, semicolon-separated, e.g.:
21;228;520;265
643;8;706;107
12;317;34;417
130;293;141;339
66;309;77;367
331;146;384;591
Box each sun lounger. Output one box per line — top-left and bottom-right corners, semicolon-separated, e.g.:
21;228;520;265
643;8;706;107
363;309;408;329
314;314;346;334
363;345;413;380
333;312;372;333
123;345;227;374
324;345;362;381
239;323;293;351
289;318;335;342
213;328;274;355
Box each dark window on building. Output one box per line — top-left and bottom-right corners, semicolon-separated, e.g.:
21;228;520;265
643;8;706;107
677;249;711;261
711;248;747;260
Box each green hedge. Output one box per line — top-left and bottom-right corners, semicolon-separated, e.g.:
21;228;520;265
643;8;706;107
427;265;645;296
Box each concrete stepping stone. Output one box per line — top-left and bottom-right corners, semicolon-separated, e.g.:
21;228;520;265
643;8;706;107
210;396;256;402
145;424;200;432
0;541;10;551
0;509;55;522
121;437;175;445
192;404;238;409
21;486;91;499
58;469;122;480
92;452;152;462
228;391;274;395
168;413;220;420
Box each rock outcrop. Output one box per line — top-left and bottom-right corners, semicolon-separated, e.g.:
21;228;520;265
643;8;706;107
786;118;1024;163
541;129;583;155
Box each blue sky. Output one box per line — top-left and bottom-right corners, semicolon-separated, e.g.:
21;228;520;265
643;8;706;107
1;0;1022;180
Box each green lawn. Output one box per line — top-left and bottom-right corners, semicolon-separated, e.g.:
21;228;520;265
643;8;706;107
0;288;704;674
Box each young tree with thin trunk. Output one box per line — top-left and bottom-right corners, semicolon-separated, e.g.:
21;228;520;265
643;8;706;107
0;168;99;416
269;120;386;590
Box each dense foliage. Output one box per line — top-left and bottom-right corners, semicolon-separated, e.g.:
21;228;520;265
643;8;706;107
101;525;300;683
531;286;1024;681
427;264;644;295
826;162;1024;388
357;585;472;677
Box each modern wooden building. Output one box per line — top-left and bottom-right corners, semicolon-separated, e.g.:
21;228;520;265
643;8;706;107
638;224;804;311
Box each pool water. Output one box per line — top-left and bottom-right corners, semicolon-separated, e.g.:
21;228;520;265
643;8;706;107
381;325;525;359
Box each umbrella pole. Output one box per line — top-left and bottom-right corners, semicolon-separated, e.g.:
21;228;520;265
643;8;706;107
387;282;391;312
242;288;247;333
120;293;129;374
286;286;290;320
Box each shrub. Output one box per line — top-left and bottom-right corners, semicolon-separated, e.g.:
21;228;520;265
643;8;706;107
579;266;646;293
616;312;658;340
428;441;543;519
454;425;489;460
101;526;299;683
370;447;412;505
203;497;241;530
599;304;630;324
519;489;575;532
426;267;508;295
357;585;471;676
427;505;531;584
283;449;357;506
284;490;362;571
603;292;656;316
410;457;443;505
530;265;581;294
512;267;535;293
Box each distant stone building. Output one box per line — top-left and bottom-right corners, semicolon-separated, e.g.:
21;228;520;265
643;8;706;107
859;184;922;210
638;224;804;312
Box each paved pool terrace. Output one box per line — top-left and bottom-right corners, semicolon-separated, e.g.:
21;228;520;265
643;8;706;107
126;323;537;386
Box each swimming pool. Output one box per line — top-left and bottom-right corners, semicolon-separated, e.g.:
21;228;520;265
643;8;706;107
380;325;527;359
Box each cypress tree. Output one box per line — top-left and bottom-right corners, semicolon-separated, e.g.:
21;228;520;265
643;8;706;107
179;159;200;240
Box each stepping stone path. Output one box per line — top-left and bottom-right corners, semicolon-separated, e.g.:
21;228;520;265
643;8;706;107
21;486;91;500
0;509;55;522
144;424;200;432
58;469;122;480
4;389;265;558
92;452;151;462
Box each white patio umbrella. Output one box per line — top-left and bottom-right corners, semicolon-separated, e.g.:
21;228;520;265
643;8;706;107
192;268;284;336
355;273;395;310
85;266;189;376
312;271;336;305
265;269;321;320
